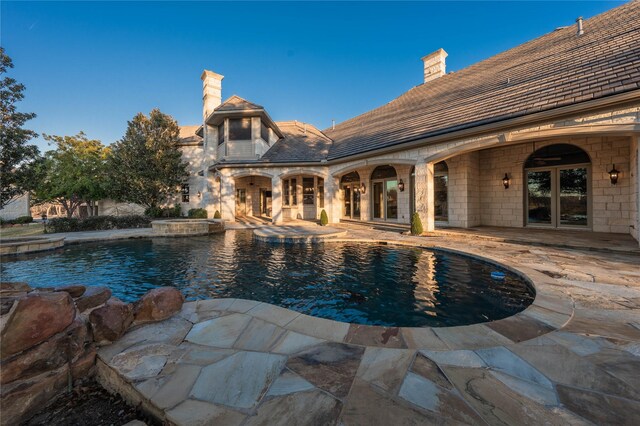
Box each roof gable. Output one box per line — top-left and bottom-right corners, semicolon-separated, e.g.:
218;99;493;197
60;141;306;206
215;95;264;112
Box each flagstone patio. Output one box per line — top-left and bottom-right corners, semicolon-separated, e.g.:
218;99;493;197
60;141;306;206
93;228;639;425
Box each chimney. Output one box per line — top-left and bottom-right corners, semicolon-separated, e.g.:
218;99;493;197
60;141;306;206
201;70;224;122
576;16;584;36
421;48;448;84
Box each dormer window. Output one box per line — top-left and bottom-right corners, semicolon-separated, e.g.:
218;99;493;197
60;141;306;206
217;123;224;145
229;118;251;140
261;121;270;143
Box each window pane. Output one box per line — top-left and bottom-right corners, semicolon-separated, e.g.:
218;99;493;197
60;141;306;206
229;118;252;140
218;124;224;145
527;171;552;224
318;178;324;208
291;179;297;205
303;177;315;205
353;188;361;218
283;179;290;206
434;175;448;221
261;122;269;142
371;165;397;180
386;180;398;219
560;168;588;226
344;187;351;217
373;182;383;219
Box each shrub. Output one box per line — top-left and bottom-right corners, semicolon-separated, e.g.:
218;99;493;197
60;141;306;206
320;209;328;226
411;212;423;235
13;215;34;224
45;215;151;233
213;210;221;219
188;208;207;218
144;204;182;218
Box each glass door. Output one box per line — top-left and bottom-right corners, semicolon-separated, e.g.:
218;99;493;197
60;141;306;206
236;189;247;216
373;182;384;219
386;180;398;219
526;167;589;228
559;167;588;226
344;186;352;217
527;170;553;226
352;187;361;219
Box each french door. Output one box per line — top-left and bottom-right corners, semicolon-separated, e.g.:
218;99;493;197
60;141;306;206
343;184;361;219
526;165;589;228
372;179;398;221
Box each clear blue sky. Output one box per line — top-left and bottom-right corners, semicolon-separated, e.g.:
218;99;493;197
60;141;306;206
3;1;625;151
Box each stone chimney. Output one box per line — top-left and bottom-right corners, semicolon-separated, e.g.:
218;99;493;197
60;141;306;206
201;70;224;121
421;49;448;84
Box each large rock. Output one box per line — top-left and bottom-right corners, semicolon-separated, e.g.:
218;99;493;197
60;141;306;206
0;316;90;385
89;298;134;345
0;365;69;426
55;284;86;298
0;292;75;359
75;286;111;312
0;282;31;293
133;287;184;324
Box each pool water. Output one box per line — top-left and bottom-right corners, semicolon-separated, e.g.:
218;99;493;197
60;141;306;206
1;231;535;327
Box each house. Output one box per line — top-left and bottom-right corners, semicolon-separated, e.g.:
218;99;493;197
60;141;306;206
0;194;30;221
178;2;640;245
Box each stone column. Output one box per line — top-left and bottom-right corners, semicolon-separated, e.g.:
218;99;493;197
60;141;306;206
220;174;235;222
327;176;342;224
415;161;435;232
271;175;283;225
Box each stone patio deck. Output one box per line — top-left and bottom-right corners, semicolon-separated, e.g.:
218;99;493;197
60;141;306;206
95;228;640;425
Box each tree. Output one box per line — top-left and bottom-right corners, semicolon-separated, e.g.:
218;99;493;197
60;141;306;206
33;132;110;218
107;109;188;209
0;48;40;208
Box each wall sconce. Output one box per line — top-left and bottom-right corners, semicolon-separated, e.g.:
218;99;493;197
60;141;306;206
360;183;366;194
398;179;405;192
502;173;510;189
197;191;202;199
608;164;620;185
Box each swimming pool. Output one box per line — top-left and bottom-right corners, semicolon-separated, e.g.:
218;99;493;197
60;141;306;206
1;230;535;327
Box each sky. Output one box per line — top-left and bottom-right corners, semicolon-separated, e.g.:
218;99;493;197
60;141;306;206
2;1;626;152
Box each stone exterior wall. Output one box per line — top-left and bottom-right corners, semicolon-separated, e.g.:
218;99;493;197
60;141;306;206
446;153;481;228
477;136;634;233
0;194;30;220
631;136;639;241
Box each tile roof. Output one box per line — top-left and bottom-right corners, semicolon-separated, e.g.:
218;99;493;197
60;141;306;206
215;95;264;112
260;121;333;163
323;1;640;160
178;125;203;145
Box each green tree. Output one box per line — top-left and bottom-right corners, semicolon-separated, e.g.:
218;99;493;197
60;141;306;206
107;109;188;209
0;48;40;208
33;132;110;218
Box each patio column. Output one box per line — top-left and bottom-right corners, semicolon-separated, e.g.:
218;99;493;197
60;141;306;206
271;175;283;225
327;176;341;224
415;161;435;232
360;174;371;221
220;174;235;222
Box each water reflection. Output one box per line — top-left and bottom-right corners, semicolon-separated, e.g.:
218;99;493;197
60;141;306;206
1;231;534;327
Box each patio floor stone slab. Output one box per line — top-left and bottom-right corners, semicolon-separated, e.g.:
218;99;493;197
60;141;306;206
189;351;287;409
92;226;640;425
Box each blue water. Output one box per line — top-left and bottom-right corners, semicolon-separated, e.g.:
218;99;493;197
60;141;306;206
0;231;534;327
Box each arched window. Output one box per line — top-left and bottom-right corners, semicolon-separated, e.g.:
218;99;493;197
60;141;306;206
371;165;397;180
341;171;360;184
525;144;590;228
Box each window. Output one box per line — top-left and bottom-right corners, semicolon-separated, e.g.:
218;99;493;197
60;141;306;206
229;118;252;140
283;179;290;206
303;178;315;205
261;121;270;143
291;179;297;205
317;178;324;208
217;123;224;145
181;184;190;203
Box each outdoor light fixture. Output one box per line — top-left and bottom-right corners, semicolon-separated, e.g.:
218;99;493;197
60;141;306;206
398;179;405;192
502;173;510;189
608;165;620;185
197;191;202;199
360;183;366;194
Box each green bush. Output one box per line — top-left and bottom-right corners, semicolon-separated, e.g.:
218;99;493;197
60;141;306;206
213;210;221;219
188;208;207;218
320;209;328;226
0;216;34;226
144;204;182;218
45;215;151;233
411;212;423;235
14;215;34;224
